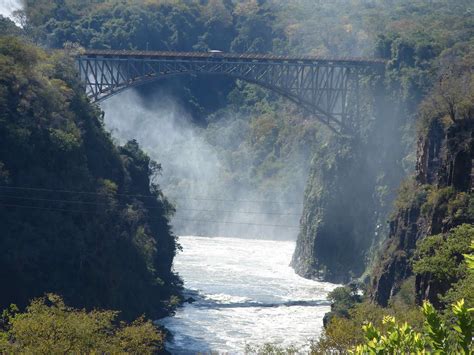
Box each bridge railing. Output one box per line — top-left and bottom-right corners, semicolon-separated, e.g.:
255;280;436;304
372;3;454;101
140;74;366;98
76;49;385;134
81;49;386;67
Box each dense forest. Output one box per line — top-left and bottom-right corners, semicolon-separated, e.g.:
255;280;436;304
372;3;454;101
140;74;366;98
0;0;473;352
0;14;181;351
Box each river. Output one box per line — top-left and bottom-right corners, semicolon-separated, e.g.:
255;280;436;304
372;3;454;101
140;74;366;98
160;236;338;353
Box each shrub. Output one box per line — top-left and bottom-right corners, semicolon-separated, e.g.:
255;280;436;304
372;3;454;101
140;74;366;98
413;224;474;307
352;299;473;354
0;294;164;354
352;248;474;353
312;316;363;353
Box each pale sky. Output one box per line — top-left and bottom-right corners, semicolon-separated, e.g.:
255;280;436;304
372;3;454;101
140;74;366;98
0;0;22;22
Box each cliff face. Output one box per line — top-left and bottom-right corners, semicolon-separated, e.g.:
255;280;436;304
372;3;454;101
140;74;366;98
291;81;409;284
291;137;378;283
370;119;474;306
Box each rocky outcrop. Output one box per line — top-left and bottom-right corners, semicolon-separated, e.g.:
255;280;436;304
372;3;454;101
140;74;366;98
291;137;377;283
370;119;474;306
291;79;410;284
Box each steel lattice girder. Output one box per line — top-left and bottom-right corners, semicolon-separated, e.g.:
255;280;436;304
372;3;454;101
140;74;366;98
76;50;384;132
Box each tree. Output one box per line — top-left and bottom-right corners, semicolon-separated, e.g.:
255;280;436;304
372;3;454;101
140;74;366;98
0;294;164;354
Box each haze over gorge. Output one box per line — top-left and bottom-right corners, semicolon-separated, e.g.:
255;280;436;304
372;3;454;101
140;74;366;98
101;91;306;241
0;0;472;353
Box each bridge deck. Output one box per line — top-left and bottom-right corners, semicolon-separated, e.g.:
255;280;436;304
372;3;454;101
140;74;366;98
81;49;385;67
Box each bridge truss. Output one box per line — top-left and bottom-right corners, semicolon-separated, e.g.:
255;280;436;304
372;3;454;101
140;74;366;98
76;50;384;133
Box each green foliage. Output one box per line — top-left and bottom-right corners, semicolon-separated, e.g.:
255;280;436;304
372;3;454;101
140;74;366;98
418;187;473;224
452;299;473;354
325;285;363;322
442;271;474;311
0;294;163;354
422;301;449;352
389;277;418;308
413;224;474;307
351;250;474;353
352;299;473;354
464;241;474;270
354;316;425;354
0;35;180;320
314;298;424;353
420;186;455;216
0;16;22;37
413;225;472;280
231;1;281;54
313;316;365;353
288;0;473;282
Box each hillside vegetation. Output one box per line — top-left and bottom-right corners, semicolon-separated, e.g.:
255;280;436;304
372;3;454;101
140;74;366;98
1;0;473;352
18;0;473;282
0;34;181;322
0;294;164;354
309;0;474;350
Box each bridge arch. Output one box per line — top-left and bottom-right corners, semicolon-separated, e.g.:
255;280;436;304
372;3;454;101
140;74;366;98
77;50;384;133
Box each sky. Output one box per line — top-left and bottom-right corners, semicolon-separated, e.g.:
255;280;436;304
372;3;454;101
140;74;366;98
0;0;22;22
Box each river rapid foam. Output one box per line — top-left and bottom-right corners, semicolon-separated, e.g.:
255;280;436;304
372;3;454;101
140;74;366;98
159;236;338;353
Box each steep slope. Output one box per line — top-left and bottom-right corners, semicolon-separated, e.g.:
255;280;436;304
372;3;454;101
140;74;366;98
292;0;473;283
370;117;473;307
369;48;474;305
0;36;180;320
291;136;378;283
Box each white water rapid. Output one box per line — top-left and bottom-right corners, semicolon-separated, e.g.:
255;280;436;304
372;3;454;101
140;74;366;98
159;236;338;353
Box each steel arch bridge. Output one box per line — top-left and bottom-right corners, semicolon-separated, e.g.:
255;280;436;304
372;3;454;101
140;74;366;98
76;49;384;133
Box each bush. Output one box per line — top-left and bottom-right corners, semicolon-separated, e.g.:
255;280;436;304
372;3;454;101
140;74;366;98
312;316;363;353
325;285;362;322
413;224;474;307
351;299;473;354
0;294;164;354
352;247;474;353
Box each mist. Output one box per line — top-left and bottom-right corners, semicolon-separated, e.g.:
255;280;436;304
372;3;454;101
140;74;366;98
101;90;306;240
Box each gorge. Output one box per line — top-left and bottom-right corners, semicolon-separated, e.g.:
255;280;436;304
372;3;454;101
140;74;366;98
0;0;472;353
